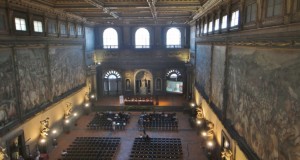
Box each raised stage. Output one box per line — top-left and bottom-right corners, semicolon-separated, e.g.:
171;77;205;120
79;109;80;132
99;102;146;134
94;94;188;107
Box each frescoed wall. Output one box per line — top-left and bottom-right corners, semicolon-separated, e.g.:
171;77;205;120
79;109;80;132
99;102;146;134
211;46;226;110
0;48;18;127
226;47;300;160
195;44;211;98
49;46;85;98
16;47;51;113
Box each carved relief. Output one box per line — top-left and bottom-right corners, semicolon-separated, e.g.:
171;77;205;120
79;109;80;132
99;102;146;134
16;47;51;113
49;46;85;98
195;44;211;97
0;49;17;128
226;47;300;160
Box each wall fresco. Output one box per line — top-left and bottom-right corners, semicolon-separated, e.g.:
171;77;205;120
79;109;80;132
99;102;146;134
195;44;211;97
49;46;85;98
226;47;300;160
0;49;17;127
211;46;226;110
16;47;51;113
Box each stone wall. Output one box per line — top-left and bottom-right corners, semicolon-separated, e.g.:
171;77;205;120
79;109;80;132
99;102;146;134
226;47;300;160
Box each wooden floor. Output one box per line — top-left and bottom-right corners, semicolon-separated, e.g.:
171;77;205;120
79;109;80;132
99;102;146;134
48;111;208;160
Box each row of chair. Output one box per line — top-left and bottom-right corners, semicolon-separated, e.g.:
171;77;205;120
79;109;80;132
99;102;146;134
138;113;178;131
61;137;121;160
87;112;130;131
130;138;183;160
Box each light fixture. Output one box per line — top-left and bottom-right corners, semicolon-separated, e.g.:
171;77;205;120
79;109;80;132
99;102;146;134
196;120;202;125
90;94;95;99
207;140;214;148
40;138;46;144
190;102;195;107
201;131;207;137
73;112;78;117
224;140;229;148
65;119;70;124
85;103;90;107
52;130;57;134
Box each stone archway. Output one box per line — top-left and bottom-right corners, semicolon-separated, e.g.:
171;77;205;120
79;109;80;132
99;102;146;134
134;69;153;95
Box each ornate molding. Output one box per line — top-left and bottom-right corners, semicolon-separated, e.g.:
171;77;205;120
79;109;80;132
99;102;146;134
198;40;300;48
191;0;223;22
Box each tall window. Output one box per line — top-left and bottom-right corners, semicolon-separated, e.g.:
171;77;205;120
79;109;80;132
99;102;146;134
103;28;118;49
60;22;67;35
33;20;43;32
231;10;239;27
166;28;181;48
267;0;283;17
246;2;257;22
15;17;26;31
69;23;75;36
214;19;219;31
221;15;228;29
135;28;150;48
48;20;56;34
77;25;82;36
208;21;213;32
203;23;207;33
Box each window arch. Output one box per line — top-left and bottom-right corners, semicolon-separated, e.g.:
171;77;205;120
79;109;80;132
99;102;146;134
104;70;121;79
166;69;182;81
103;28;118;49
135;28;150;48
166;28;181;48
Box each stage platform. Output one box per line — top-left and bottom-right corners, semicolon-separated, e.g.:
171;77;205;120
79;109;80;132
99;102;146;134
93;95;189;111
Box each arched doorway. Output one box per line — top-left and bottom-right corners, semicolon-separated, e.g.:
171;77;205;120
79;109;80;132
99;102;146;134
134;70;153;95
103;70;122;95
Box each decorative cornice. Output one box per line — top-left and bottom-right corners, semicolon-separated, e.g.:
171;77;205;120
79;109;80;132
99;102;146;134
190;0;223;23
208;40;300;48
9;0;95;25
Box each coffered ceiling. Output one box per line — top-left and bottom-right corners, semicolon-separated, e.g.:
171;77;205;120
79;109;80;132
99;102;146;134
26;0;209;25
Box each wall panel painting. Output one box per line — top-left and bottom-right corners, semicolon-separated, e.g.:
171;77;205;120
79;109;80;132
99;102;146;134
211;46;226;110
195;44;212;98
16;47;51;114
49;46;85;98
226;46;300;160
0;49;18;128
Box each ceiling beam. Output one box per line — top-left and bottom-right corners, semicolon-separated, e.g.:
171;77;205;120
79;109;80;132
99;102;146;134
83;0;119;19
147;0;157;20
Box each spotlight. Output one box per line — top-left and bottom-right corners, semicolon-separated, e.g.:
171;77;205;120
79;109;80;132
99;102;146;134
73;112;78;117
196;120;202;125
52;130;57;134
224;140;229;148
84;103;90;107
201;131;207;137
40;138;46;144
65;119;70;124
190;102;195;107
90;94;95;99
207;141;214;148
97;62;101;65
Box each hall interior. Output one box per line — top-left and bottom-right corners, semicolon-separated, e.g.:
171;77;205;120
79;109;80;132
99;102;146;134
0;0;300;160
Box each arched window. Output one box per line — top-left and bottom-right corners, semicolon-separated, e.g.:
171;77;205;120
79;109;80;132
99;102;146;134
104;70;122;95
166;28;181;48
103;28;118;49
135;28;150;48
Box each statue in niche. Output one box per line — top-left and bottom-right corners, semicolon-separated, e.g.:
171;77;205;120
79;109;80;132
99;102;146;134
64;102;72;119
221;148;233;160
0;146;8;160
40;117;50;138
196;107;204;119
136;71;151;95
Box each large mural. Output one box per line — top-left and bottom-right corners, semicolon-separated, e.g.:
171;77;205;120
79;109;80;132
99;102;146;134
16;47;51;113
0;49;17;128
226;46;300;160
211;46;226;110
49;46;85;98
195;44;211;98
